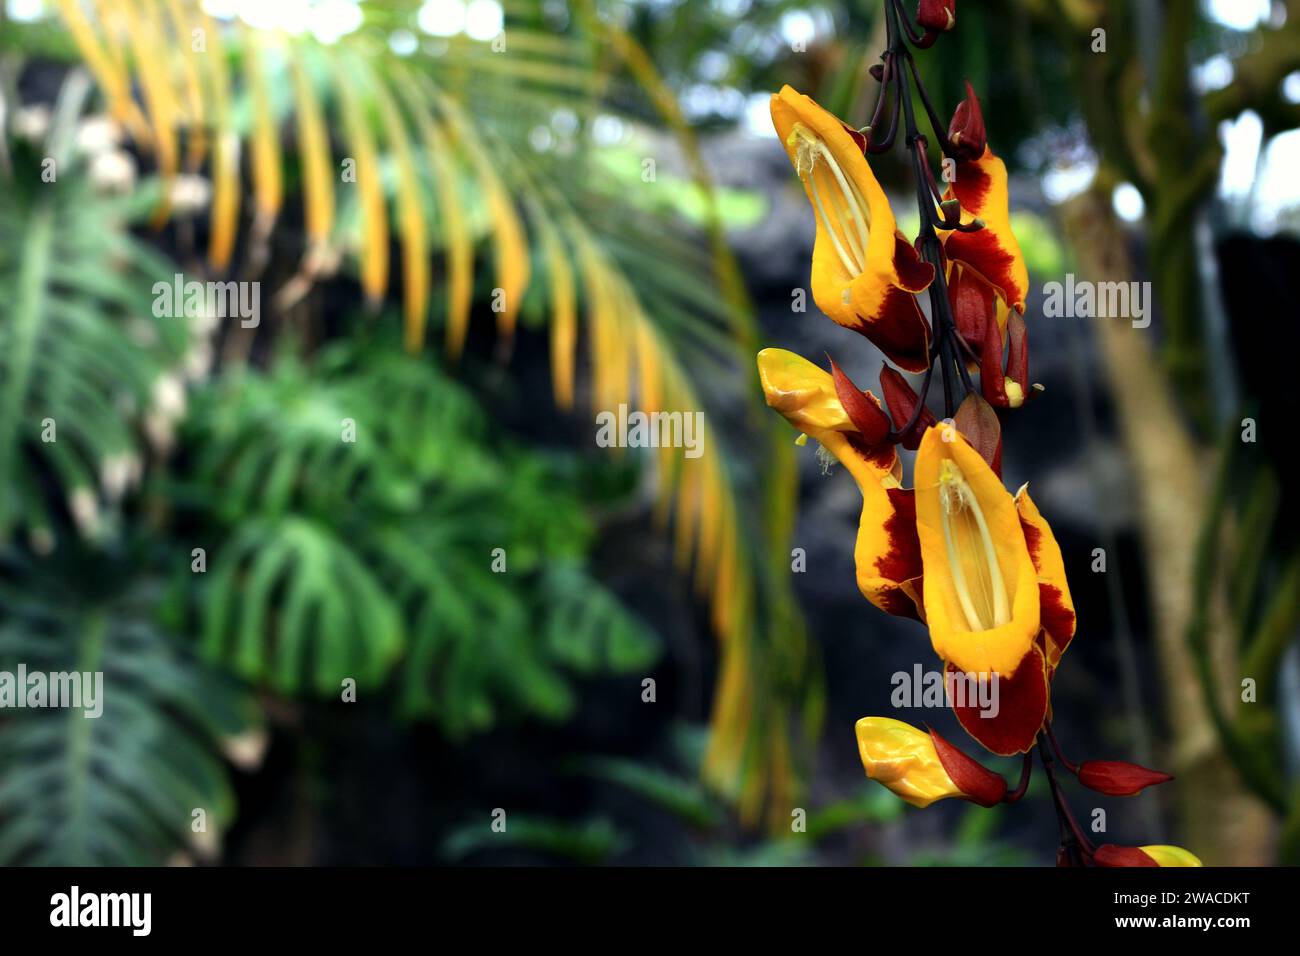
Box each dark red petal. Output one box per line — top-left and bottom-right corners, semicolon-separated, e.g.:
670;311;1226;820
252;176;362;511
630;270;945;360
1006;311;1028;391
841;122;868;155
1018;519;1076;661
947;643;1048;756
854;286;932;374
928;727;1007;806
873;486;925;621
1093;845;1159;868
948;80;987;162
953;393;1002;478
979;299;1010;408
830;357;891;446
1077;760;1174;797
894;233;937;292
879;366;936;450
949;263;993;348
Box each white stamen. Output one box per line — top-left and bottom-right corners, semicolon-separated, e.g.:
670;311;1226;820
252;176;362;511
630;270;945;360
789;124;873;278
938;458;1010;632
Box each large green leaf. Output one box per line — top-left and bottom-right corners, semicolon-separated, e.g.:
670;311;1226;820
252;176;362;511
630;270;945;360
0;74;189;545
0;566;255;865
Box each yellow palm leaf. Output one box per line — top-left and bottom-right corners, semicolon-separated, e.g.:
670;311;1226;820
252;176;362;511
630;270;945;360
429;91;531;348
332;56;388;306
201;10;238;270
372;81;429;351
242;28;282;237
116;0;178;225
54;0;148;141
290;48;335;260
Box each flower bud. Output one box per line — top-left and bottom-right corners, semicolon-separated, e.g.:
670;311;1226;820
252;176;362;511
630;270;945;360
917;0;957;33
1094;844;1202;867
952;393;1002;477
948;262;993;349
855;717;1005;807
1077;760;1174;796
928;726;1007;806
948;80;987;161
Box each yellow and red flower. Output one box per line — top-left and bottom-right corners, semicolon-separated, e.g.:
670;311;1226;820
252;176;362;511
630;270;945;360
1093;845;1204;868
855;717;1006;808
770;87;936;372
758;347;1075;755
939;83;1029;317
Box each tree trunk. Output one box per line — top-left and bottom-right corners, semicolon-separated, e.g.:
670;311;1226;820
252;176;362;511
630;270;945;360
1058;188;1274;865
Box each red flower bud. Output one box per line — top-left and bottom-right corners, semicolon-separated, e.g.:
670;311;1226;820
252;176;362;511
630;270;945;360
1078;760;1174;797
979;308;1029;409
917;0;956;33
929;727;1007;807
952;393;1002;477
829;357;891;446
948;80;987;161
1005;311;1028;395
879;366;936;450
948;263;994;350
1093;845;1159;868
979;306;1010;408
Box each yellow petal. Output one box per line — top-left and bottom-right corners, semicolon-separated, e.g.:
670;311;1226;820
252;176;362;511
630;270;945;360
914;424;1039;675
1014;484;1077;670
758;349;923;618
941;146;1029;314
1140;845;1203;867
756;347;894;484
855;717;963;808
770;87;933;371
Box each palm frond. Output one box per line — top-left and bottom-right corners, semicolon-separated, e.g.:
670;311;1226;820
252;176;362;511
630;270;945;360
49;1;813;825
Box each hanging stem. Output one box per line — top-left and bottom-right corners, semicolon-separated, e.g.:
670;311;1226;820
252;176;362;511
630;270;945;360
1003;750;1035;803
880;0;973;420
1037;733;1095;858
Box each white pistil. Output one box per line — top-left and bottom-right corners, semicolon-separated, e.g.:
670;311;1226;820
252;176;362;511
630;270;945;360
817;140;871;263
938;458;1010;632
808;172;862;277
789;123;873;278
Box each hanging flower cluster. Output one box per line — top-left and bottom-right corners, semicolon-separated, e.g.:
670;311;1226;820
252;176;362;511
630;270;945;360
758;0;1199;867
